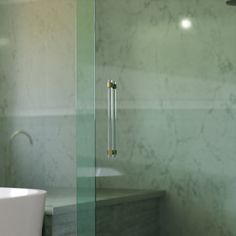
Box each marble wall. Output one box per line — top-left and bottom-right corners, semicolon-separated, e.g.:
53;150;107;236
1;0;236;235
96;0;236;235
0;0;76;189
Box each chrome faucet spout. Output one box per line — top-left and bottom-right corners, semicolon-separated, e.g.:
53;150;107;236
5;130;33;187
9;130;33;145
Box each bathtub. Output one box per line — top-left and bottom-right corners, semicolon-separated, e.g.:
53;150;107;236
0;188;46;236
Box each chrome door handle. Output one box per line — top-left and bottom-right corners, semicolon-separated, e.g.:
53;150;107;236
107;80;117;159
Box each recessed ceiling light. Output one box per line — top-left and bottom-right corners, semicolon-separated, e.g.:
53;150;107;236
180;18;192;30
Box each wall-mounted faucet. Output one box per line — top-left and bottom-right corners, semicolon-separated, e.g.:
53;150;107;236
9;130;33;146
5;130;33;187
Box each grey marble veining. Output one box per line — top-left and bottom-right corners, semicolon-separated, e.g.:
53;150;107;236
95;0;236;235
1;0;236;235
0;0;76;190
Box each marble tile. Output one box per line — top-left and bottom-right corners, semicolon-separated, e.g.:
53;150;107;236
0;0;76;189
95;0;236;235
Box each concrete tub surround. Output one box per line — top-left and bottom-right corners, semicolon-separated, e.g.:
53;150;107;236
96;188;164;207
43;188;165;236
96;189;165;236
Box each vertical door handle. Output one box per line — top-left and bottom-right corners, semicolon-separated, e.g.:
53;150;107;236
107;80;117;159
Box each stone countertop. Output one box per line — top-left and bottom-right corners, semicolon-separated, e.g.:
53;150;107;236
45;188;165;215
45;188;76;215
96;189;165;207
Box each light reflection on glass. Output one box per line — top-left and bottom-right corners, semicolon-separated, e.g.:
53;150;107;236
77;167;123;177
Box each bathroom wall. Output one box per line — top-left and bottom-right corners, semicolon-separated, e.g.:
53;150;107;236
0;0;76;189
96;0;236;235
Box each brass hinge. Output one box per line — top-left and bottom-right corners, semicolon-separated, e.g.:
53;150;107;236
107;149;117;156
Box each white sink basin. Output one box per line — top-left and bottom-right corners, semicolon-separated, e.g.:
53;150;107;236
0;188;46;236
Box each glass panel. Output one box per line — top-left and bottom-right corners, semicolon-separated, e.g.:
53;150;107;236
77;0;95;235
95;0;236;235
0;0;78;235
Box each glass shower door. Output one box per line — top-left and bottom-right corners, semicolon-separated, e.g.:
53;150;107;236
94;0;236;236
